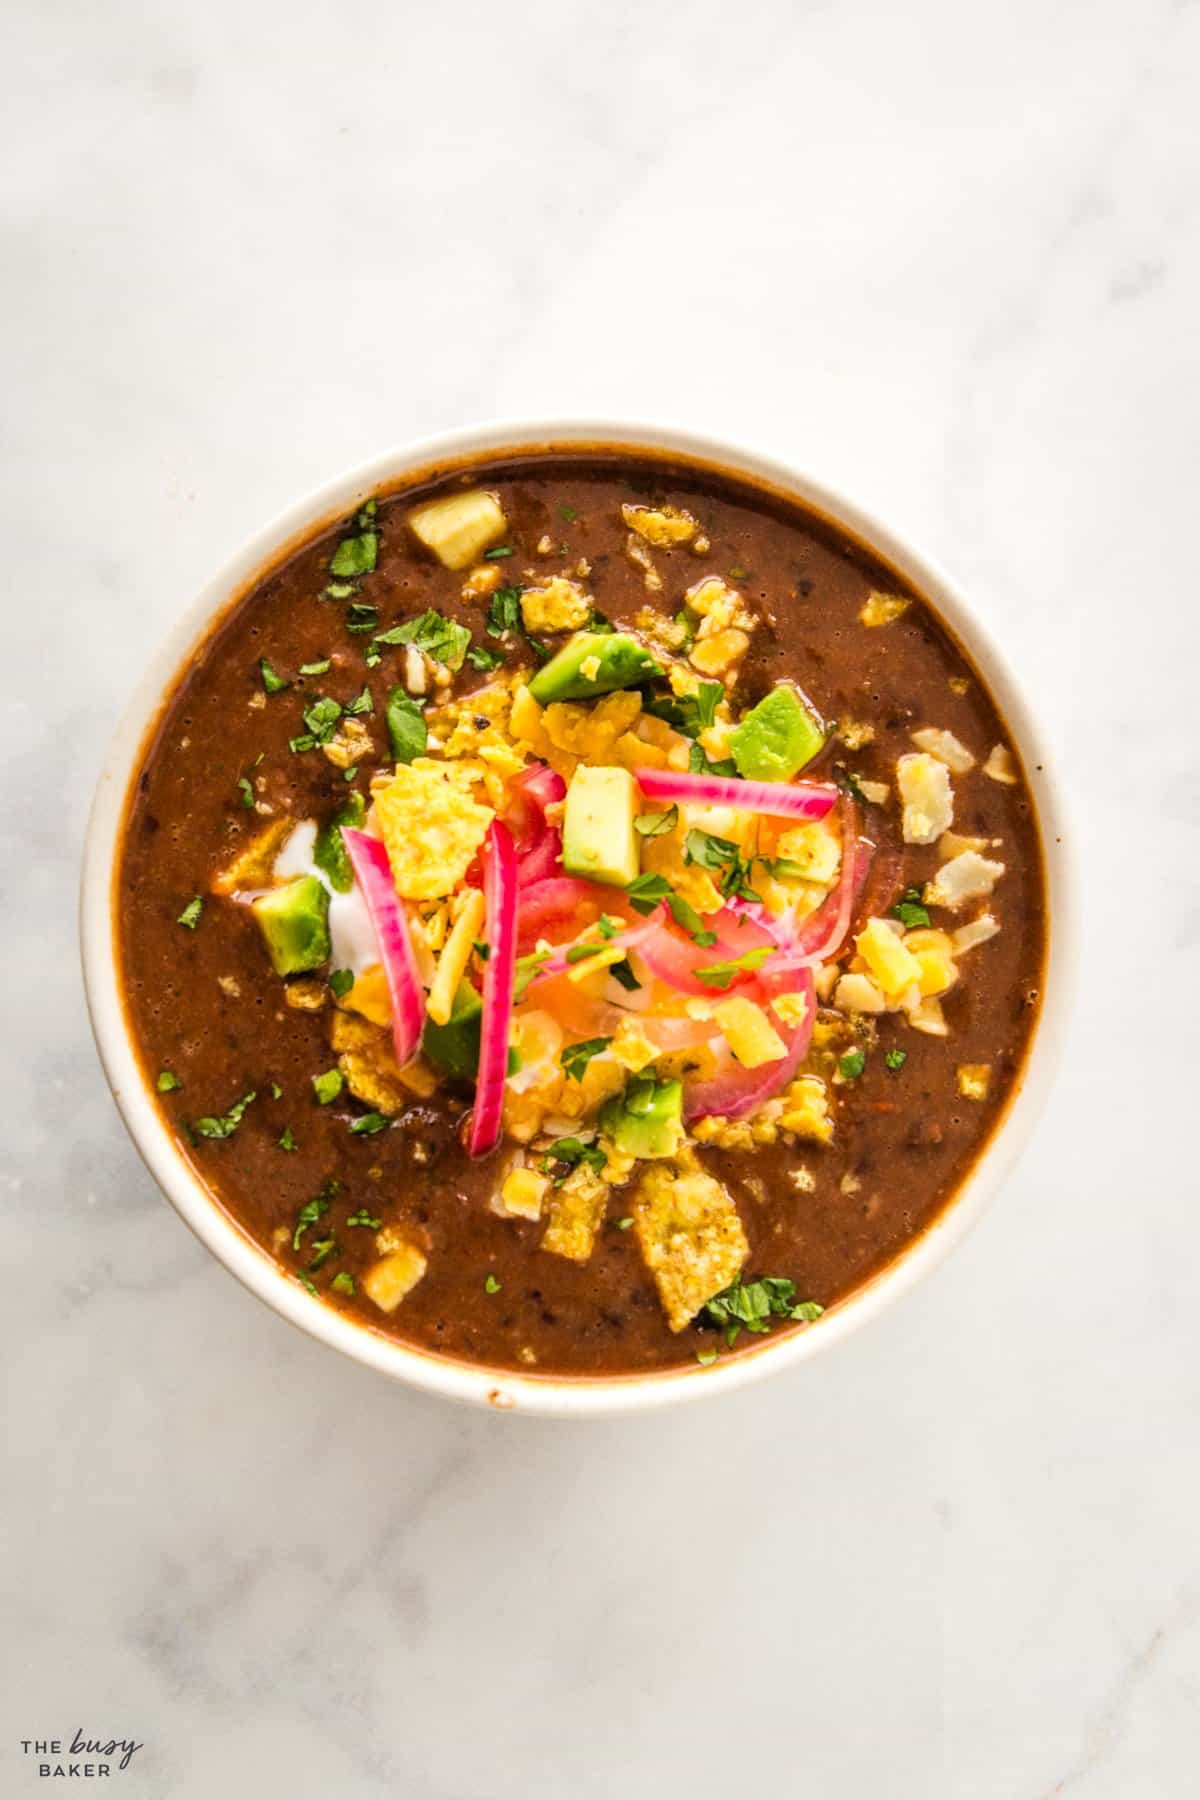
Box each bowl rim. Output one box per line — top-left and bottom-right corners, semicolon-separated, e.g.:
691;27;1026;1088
80;416;1077;1418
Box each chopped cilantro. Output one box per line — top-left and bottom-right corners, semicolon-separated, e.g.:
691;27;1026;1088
558;504;578;522
483;545;513;561
278;1125;297;1151
299;658;331;676
344;684;374;717
295;1273;318;1296
192;1090;256;1140
177;896;203;930
349;1111;389;1135
838;1049;866;1081
684;829;760;902
385;689;427;764
694;945;772;990
892;887;931;929
374;609;470;671
596;914;621;938
347;1208;382;1229
345;602;378;633
645;680;724;739
696;1346;718;1366
624;872;672;914
561;1037;613;1081
329;968;354;999
466;643;502;671
292;1178;339;1249
674;608;697;650
331;1271;356;1296
329;529;378;579
313;793;365;893
342;765;359;782
307;1234;338;1271
702;1275;824;1346
634;804;679;838
612;1215;634;1232
290;694;343;753
324;580;356;601
484;1273;501;1293
485;585;524;639
236;775;255;809
512;949;550;1001
312;1069;344;1105
687;740;738;778
156;1069;181;1093
540;1137;606;1184
885;1048;907;1072
270;1082;283;1100
260;658;289;694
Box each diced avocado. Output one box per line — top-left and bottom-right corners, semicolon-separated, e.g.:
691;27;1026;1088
252;875;331;975
407;490;507;569
422;981;482;1080
729;683;825;781
528;631;663;704
312;793;366;893
562;765;639;888
600;1073;684;1161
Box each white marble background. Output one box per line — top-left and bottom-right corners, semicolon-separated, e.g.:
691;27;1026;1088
2;0;1197;1794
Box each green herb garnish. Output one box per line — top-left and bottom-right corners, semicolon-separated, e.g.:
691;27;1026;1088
374;609;470;671
192;1089;256;1140
561;1037;613;1081
345;602;378;634
329;523;378;579
344;684;374;717
634;805;679;839
884;1048;907;1072
347;1208;382;1229
289;694;343;753
260;658;289;694
278;1125;297;1151
484;1273;501;1293
349;1111;389;1136
329;968;354;1000
687;741;738;778
701;1275;824;1347
295;1274;319;1296
299;658;331;676
484;585;524;639
236;775;255;809
838;1049;866;1081
693;945;772;990
466;643;503;671
385;689;427;764
540;1137;606;1184
483;545;513;561
892;887;931;929
312;1069;344;1105
156;1070;181;1093
313;792;366;893
331;1271;355;1296
292;1179;339;1250
684;828;760;903
307;1235;338;1271
177;896;204;930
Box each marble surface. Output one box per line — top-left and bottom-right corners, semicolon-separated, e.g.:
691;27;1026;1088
2;1;1198;1793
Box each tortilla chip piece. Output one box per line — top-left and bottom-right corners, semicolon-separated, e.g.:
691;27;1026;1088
209;817;294;896
632;1154;748;1331
373;763;494;900
542;1164;608;1263
328;1009;436;1111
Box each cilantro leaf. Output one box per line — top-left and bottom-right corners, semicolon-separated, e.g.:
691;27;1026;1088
561;1037;613;1081
466;643;502;671
292;1178;339;1250
307;1234;338;1271
349;1111;389;1136
688;741;738;778
156;1070;181;1093
540;1137;606;1184
885;1048;907;1072
177;896;203;930
892;887;931;929
278;1125;297;1151
329;528;378;579
344;684;374;717
346;1208;382;1229
484;1272;502;1293
386;689;427;764
260;658;289;694
331;1271;355;1296
329;968;354;999
192;1090;256;1140
312;1069;343;1105
645;680;724;739
838;1049;866;1080
701;1275;824;1346
345;601;378;634
374;609;470;671
634;804;679;839
694;945;772;990
485;585;524;639
299;658;331;676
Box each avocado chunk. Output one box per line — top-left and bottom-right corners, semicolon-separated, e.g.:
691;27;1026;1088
562;765;639;888
729;683;825;781
422;981;482;1080
528;632;663;704
252;875;331;975
313;793;366;894
600;1073;684;1161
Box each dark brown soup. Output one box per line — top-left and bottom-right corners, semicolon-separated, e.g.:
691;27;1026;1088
118;449;1046;1377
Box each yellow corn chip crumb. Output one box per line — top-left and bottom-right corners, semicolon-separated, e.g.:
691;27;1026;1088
631;1152;748;1331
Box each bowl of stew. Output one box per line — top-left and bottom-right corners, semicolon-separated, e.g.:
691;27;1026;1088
81;421;1072;1415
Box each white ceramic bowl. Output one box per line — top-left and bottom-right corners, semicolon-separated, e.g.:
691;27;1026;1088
80;419;1075;1417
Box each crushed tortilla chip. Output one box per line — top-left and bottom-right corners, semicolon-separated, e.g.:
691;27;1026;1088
542;1163;609;1262
373;763;494;900
210;818;294;896
631;1152;748;1331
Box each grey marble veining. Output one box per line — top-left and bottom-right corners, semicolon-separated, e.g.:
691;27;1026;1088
2;1;1198;1794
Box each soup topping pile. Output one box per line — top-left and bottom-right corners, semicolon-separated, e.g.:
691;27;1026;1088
154;478;1024;1360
